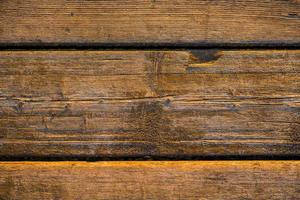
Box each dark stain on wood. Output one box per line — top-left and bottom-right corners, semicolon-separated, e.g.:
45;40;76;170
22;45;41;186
13;102;24;114
186;50;223;73
64;27;70;33
287;108;300;145
189;50;223;64
288;12;299;19
128;100;194;154
289;123;300;143
128;101;167;154
129;101;166;138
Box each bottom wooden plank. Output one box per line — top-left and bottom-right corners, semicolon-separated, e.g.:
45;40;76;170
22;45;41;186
0;161;299;200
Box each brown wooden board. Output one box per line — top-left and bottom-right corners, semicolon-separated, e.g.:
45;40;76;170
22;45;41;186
0;161;299;200
0;50;299;158
0;0;299;46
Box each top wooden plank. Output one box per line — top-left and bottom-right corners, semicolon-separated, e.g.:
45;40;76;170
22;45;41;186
0;0;299;46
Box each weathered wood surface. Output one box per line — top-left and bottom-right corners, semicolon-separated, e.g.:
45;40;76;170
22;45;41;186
0;0;299;46
0;50;299;157
0;161;299;200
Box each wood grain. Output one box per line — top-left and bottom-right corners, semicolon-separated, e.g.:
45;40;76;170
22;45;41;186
0;0;299;46
0;161;299;200
0;50;299;157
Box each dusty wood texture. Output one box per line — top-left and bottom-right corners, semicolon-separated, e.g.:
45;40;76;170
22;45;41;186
0;0;299;46
0;161;299;200
0;50;300;157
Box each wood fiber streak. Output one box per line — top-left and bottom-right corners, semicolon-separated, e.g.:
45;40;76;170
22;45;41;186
0;50;299;157
0;0;299;45
0;161;299;200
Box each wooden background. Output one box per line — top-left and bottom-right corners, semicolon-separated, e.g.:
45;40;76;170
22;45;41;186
0;0;299;46
0;0;299;199
1;161;299;200
0;50;299;158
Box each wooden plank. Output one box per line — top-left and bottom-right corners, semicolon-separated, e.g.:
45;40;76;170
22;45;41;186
0;0;299;46
0;50;299;157
0;161;299;199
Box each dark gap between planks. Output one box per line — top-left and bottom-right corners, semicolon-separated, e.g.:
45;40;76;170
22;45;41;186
1;155;300;162
0;42;300;51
